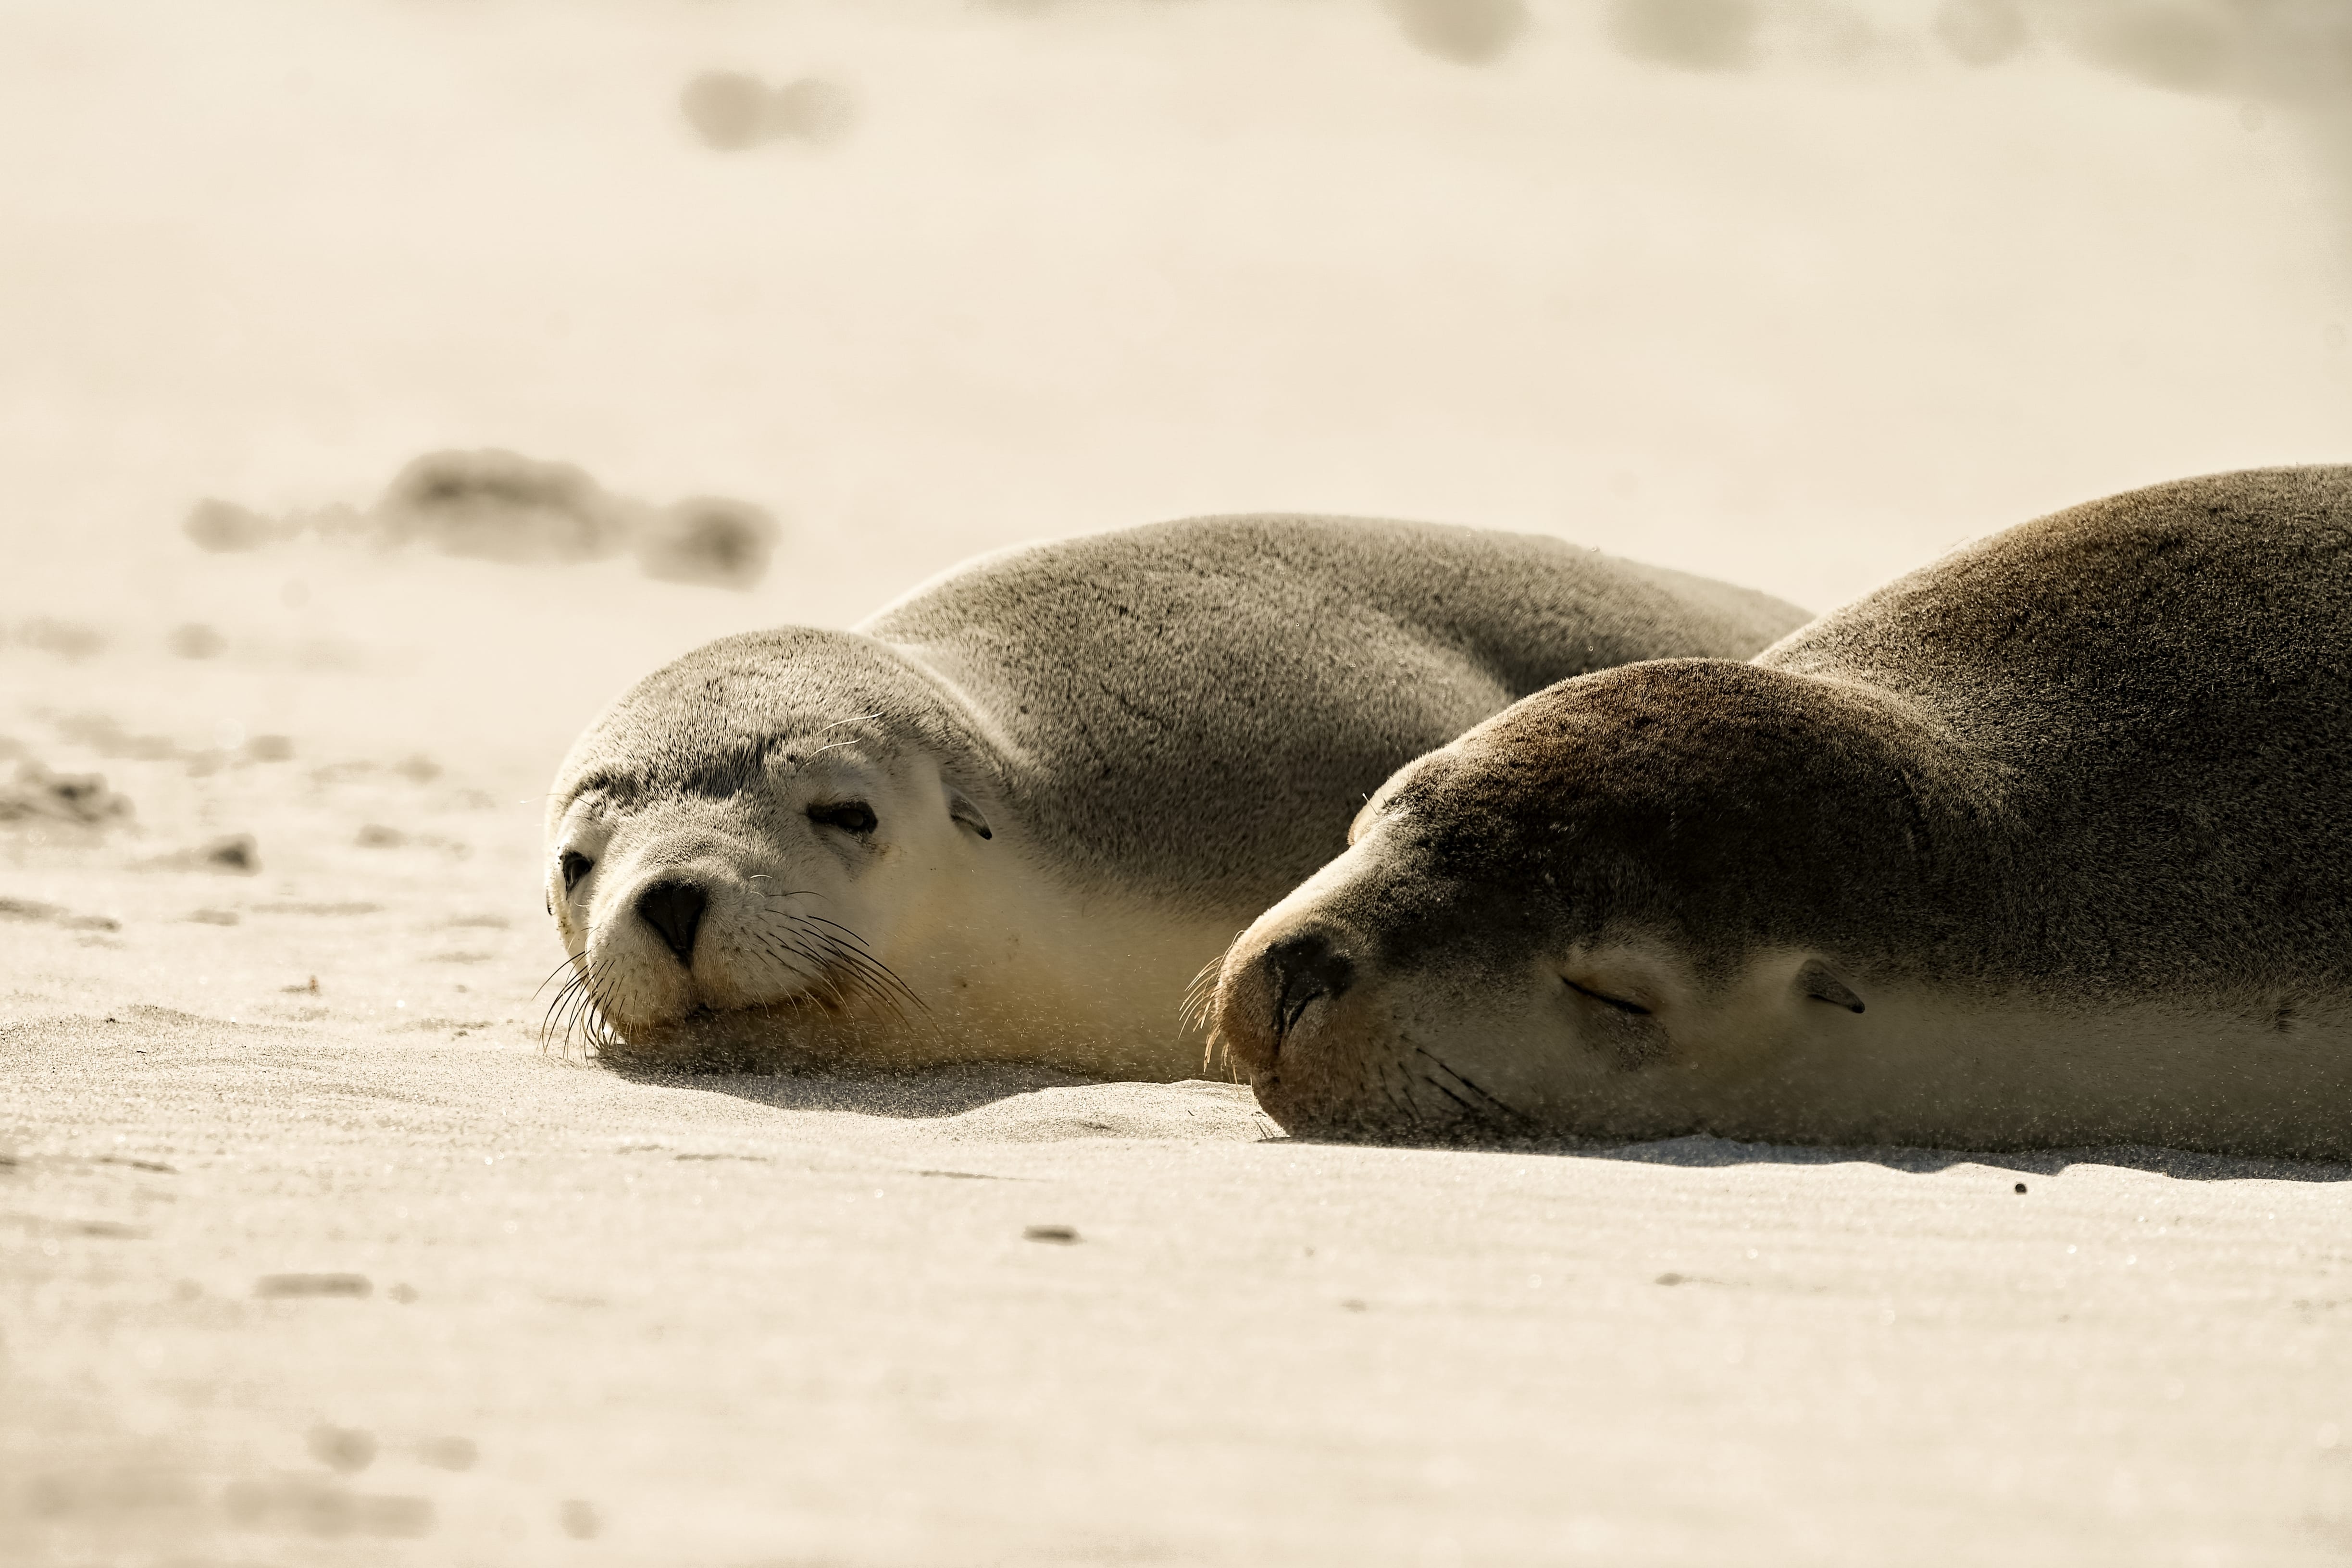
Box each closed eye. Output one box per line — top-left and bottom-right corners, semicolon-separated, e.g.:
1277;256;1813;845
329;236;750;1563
809;800;877;836
560;850;593;893
1564;977;1651;1016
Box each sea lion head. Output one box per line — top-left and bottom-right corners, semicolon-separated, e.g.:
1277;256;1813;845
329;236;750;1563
1207;660;1962;1142
543;628;1000;1068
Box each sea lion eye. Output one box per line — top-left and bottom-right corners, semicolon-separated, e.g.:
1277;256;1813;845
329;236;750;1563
1564;976;1651;1016
560;850;593;893
809;800;878;836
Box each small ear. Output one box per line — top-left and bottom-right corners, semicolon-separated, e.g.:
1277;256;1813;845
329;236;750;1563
1796;959;1865;1015
946;785;994;841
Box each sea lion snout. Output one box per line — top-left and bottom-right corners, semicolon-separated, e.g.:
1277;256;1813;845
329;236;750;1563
635;878;709;966
1262;930;1356;1040
1211;920;1363;1084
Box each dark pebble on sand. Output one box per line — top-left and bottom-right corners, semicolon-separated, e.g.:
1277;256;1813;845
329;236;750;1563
2015;1182;2028;1194
203;834;260;873
1023;1225;1079;1244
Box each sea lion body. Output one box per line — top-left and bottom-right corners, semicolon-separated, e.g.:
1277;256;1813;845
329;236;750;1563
544;515;1806;1076
1213;468;2352;1157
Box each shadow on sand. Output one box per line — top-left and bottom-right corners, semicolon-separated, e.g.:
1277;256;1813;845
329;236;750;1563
1270;1129;2352;1183
603;1059;1096;1120
1578;1134;2352;1184
604;1053;2351;1180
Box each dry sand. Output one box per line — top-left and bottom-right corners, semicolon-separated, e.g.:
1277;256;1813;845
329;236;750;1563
10;3;2352;1563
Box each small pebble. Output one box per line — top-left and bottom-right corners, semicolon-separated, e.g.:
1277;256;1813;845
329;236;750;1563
1023;1225;1078;1244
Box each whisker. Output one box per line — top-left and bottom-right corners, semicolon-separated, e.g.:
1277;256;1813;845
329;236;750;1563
817;712;882;734
531;951;586;1000
1412;1046;1537;1133
1183;930;1251;1074
1420;1075;1481;1123
799;915;878;949
538;968;585;1034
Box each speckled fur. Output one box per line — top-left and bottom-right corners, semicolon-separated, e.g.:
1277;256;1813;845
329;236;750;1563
856;514;1805;912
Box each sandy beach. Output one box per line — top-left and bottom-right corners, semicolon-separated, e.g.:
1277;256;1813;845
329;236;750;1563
8;2;2352;1563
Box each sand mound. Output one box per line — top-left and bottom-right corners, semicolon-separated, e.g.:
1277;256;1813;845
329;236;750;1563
679;70;858;151
182;450;784;590
632;495;782;589
375;449;635;567
0;761;132;828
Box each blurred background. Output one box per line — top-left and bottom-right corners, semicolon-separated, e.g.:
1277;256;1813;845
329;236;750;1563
4;0;2351;779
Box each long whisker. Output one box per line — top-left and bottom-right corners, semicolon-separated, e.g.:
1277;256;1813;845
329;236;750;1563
540;966;594;1054
1412;1046;1537;1133
795;917;925;1013
1179;940;1236;1036
1186;930;1250;1076
538;967;585;1038
531;951;586;1000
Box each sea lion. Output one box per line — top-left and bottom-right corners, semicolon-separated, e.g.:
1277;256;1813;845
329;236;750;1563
1210;467;2352;1158
543;514;1806;1077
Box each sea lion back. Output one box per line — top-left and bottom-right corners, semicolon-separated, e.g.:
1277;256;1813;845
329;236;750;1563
863;513;1809;910
1766;465;2352;993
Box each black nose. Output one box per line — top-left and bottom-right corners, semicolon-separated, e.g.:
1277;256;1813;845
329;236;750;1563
1263;930;1354;1038
635;879;708;966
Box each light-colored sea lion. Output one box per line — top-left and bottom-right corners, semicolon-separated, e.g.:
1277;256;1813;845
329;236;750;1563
1211;467;2352;1158
543;515;1806;1077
